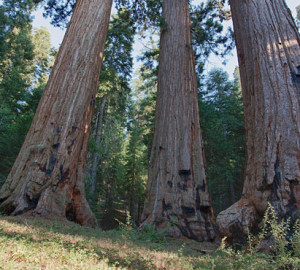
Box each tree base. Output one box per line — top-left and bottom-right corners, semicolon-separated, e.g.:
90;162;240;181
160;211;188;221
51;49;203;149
0;185;98;228
216;198;259;244
140;213;216;242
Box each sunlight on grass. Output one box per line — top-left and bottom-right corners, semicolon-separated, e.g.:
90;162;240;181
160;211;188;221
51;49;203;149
0;217;217;269
0;220;114;269
0;212;299;269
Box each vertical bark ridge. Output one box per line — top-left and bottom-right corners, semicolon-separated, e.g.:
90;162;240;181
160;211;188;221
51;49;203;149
217;0;300;243
141;0;215;242
0;0;113;227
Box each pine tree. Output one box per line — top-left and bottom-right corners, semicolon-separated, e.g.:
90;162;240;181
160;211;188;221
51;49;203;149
199;68;245;215
0;0;44;185
86;10;134;200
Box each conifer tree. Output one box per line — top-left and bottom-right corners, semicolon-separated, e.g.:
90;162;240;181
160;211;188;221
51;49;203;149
141;0;216;242
217;0;300;243
0;0;113;226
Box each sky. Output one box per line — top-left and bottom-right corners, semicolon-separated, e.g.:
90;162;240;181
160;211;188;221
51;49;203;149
30;0;299;79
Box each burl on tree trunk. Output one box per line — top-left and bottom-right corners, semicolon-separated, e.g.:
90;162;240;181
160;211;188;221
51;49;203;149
140;0;216;242
0;0;113;226
217;0;300;243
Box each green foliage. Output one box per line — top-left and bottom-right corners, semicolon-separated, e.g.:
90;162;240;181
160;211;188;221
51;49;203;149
296;5;300;29
0;9;34;110
191;1;234;76
34;0;162;32
123;0;236;219
138;224;166;243
297;5;300;20
88;21;157;227
0;1;52;184
32;26;53;86
41;0;76;27
258;205;299;261
122;47;158;224
124;104;148;223
130;0;235;78
218;204;300;270
86;10;136;228
2;214;298;269
115;0;162;33
116;212;166;244
94;115;128;229
0;105;34;183
199;68;245;214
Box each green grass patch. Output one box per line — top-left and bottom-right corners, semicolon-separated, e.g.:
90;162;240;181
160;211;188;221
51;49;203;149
0;207;299;270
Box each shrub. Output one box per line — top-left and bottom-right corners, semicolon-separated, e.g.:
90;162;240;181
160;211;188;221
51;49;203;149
218;204;300;269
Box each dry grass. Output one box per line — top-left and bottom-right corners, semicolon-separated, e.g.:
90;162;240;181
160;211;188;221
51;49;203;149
0;216;218;270
1;214;298;269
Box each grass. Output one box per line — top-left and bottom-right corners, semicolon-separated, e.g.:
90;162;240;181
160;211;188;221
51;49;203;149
0;216;217;269
0;207;299;270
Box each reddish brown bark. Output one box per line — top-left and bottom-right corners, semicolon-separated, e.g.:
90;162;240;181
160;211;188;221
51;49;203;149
0;0;113;226
217;0;300;243
140;0;216;242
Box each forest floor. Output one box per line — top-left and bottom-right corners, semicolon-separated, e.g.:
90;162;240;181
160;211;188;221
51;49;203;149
0;215;298;269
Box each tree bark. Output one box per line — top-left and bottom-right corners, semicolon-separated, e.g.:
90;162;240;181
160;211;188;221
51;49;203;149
140;0;216;242
217;0;300;243
0;0;113;226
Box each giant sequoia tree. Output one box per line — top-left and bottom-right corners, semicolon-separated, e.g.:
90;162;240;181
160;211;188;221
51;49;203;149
217;0;300;242
141;0;215;242
0;0;113;226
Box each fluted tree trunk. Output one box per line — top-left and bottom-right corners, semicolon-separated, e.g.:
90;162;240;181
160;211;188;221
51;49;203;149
217;0;300;243
140;0;216;242
0;0;113;226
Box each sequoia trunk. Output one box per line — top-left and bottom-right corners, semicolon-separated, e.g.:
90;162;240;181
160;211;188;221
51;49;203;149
0;0;113;226
217;0;300;243
140;0;215;242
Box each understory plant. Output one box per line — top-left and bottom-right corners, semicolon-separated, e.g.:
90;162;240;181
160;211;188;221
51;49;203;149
115;211;166;243
219;204;300;269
